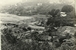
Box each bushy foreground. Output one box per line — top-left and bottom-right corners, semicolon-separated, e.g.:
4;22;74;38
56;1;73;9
1;23;76;50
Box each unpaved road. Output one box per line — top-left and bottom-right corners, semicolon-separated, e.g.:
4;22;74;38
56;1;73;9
0;13;33;35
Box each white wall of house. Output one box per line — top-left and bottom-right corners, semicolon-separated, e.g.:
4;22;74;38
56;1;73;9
60;12;67;17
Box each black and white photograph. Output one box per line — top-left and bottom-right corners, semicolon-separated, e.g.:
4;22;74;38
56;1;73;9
0;0;76;50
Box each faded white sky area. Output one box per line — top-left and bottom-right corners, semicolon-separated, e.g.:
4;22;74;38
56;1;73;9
0;0;23;6
0;0;75;10
0;0;75;6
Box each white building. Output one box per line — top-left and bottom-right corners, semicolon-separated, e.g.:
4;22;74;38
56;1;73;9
60;12;67;17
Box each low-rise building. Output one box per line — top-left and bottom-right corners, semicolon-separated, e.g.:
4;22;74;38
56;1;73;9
60;12;67;17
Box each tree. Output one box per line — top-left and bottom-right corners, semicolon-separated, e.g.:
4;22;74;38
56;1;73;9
47;9;60;25
54;9;60;17
48;9;56;17
61;5;74;13
48;9;60;17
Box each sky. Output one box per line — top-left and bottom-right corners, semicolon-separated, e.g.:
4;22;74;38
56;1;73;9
0;0;23;6
0;0;75;9
0;0;75;6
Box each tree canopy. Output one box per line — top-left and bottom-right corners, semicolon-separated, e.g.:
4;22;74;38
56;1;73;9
48;9;60;17
61;5;74;13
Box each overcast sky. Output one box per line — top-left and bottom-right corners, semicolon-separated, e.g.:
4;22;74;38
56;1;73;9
0;0;74;5
0;0;75;9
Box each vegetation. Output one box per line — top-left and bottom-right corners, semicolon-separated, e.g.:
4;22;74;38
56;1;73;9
1;23;76;50
1;3;67;16
1;4;76;50
61;5;74;13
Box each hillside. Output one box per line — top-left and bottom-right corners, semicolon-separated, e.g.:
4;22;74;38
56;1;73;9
0;3;67;16
0;13;33;23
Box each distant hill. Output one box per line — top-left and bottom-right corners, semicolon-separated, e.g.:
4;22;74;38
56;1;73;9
0;2;67;16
